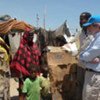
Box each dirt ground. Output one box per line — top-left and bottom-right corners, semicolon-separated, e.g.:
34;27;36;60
10;78;19;100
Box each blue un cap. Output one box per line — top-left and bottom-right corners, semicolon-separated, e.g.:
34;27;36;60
83;15;100;27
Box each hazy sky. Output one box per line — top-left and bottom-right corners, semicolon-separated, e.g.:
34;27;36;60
0;0;100;34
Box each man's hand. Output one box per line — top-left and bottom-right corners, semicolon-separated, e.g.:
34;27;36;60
91;57;100;63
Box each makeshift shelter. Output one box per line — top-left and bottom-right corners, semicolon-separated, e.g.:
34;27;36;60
53;20;71;37
48;20;71;46
45;46;83;100
0;16;34;56
0;15;84;100
38;21;83;100
37;21;71;52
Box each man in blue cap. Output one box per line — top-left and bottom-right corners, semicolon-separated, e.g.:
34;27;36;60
79;15;100;100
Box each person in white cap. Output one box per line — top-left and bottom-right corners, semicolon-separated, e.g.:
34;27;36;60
79;15;100;100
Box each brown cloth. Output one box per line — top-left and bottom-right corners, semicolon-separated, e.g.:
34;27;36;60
0;19;33;34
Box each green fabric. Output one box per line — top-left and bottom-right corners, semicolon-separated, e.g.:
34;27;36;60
22;77;42;100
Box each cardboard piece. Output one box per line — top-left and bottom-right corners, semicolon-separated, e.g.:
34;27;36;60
47;46;77;66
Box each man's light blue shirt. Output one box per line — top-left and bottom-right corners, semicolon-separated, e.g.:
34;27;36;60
79;32;100;72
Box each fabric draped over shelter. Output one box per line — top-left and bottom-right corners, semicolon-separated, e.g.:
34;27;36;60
10;31;41;77
37;21;71;50
0;19;33;34
53;20;71;37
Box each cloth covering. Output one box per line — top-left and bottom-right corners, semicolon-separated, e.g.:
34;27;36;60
10;31;41;77
0;19;33;34
0;37;9;63
0;37;10;100
82;71;100;100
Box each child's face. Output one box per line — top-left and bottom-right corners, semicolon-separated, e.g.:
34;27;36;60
29;66;38;79
30;72;37;79
30;71;37;79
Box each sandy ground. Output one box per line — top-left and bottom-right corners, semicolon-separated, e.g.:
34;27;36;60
10;78;19;100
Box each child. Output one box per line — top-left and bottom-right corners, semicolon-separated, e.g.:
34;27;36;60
22;66;43;100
